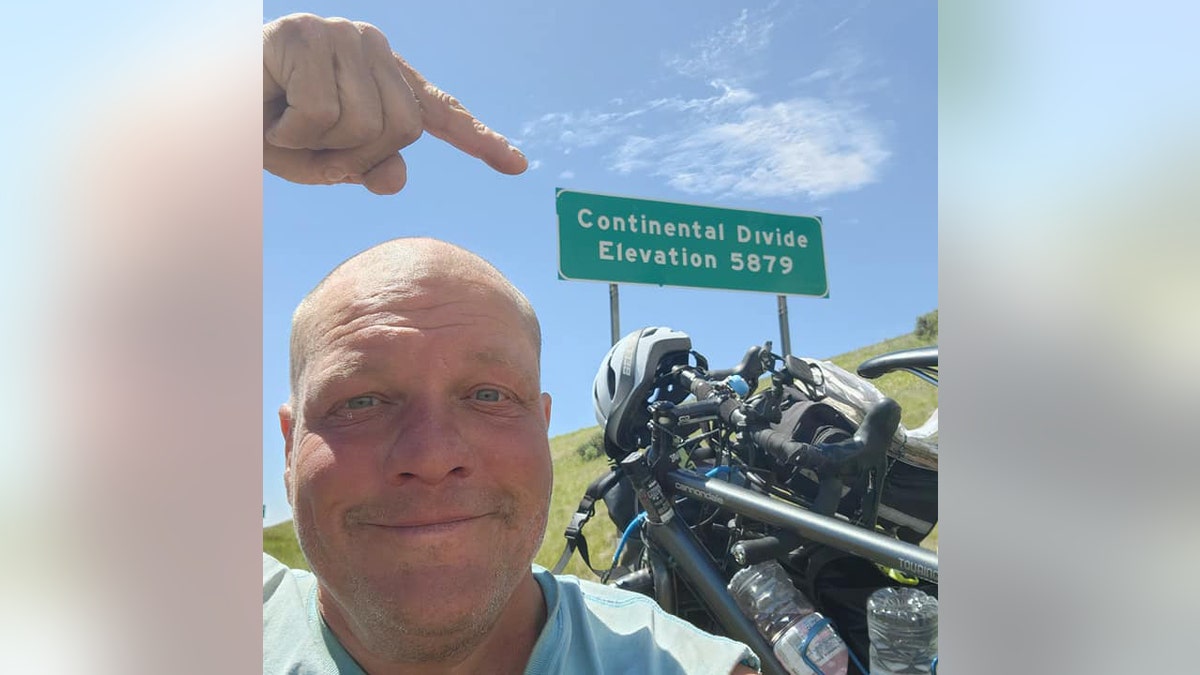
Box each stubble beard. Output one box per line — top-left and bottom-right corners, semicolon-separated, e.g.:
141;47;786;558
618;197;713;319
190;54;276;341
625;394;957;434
344;564;511;663
298;494;551;665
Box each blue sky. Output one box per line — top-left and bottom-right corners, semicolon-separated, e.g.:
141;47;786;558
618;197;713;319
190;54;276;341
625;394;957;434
262;1;936;524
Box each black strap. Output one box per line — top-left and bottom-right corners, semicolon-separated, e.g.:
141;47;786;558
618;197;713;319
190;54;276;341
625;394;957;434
552;468;623;575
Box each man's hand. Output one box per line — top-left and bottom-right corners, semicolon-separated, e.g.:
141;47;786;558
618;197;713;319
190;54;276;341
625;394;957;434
263;13;527;194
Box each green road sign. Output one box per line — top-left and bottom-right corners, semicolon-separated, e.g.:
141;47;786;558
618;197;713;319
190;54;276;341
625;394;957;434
556;189;829;297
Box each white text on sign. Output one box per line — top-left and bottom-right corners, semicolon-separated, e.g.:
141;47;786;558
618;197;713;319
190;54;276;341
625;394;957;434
577;208;808;250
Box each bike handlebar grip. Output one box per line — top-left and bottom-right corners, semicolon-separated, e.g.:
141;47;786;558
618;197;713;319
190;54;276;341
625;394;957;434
751;428;823;471
856;346;937;379
685;372;715;400
750;398;902;480
718;397;745;426
677;369;747;426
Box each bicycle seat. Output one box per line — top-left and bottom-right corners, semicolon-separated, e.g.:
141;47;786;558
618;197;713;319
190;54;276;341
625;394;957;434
856;346;938;379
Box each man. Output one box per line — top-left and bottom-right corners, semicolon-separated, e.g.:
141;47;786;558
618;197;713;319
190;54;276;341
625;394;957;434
263;14;760;675
264;238;759;674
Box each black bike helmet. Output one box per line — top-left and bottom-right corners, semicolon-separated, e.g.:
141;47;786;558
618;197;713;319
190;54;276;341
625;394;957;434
593;326;693;458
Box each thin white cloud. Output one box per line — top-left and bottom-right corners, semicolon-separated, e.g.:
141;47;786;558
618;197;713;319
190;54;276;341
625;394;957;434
611;99;888;199
791;47;888;97
796;68;835;85
527;159;542;171
520;108;648;152
523;83;758;158
558;170;575;180
647;83;759;113
610;136;657;174
517;7;891;200
666;8;774;84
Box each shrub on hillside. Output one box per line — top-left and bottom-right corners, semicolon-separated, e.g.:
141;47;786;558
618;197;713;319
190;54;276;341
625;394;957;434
576;430;605;461
915;309;938;341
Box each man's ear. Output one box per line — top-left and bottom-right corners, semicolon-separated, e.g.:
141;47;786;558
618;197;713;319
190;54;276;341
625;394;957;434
279;403;295;506
540;392;552;425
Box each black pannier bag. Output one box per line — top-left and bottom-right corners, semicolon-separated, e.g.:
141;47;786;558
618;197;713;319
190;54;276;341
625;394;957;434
772;359;938;546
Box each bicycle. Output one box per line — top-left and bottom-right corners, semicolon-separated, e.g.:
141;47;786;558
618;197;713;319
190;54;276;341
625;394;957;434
554;328;939;675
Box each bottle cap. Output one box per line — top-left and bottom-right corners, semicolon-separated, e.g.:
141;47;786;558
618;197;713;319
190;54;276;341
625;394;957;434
867;586;939;629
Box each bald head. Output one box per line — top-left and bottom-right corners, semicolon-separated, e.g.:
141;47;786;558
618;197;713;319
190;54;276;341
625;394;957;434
288;238;541;403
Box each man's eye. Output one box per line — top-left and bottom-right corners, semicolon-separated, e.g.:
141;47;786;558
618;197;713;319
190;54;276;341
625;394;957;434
345;395;379;410
472;388;505;402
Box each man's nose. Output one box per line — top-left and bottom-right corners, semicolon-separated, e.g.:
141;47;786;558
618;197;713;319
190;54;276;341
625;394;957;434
382;399;475;485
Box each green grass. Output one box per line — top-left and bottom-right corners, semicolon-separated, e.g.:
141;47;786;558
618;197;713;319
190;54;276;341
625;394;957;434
533;427;616;577
824;332;938;429
265;327;939;570
263;520;308;570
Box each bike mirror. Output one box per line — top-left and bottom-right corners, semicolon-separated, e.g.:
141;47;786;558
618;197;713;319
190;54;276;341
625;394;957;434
785;356;822;388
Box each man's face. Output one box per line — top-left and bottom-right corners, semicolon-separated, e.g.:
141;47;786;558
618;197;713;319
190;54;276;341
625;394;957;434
280;272;552;647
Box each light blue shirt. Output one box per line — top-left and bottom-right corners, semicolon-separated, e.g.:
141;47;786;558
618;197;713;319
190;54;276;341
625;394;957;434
264;553;759;674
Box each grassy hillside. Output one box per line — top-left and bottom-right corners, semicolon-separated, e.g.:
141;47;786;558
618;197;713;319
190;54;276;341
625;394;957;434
265;327;939;572
826;331;938;429
534;427;614;577
263;520;308;570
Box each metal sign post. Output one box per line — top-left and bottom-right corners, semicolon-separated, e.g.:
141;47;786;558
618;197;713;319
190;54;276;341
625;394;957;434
609;283;620;345
777;295;791;357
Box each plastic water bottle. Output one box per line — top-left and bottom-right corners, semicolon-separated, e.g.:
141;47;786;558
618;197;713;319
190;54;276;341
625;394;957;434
728;561;849;675
866;587;938;675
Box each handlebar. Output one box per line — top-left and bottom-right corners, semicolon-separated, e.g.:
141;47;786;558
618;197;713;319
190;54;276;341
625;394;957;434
673;368;748;427
704;344;767;384
857;346;938;385
751;398;900;477
665;366;900;479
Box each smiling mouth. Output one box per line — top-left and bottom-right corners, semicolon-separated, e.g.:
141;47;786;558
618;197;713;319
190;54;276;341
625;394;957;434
366;513;492;532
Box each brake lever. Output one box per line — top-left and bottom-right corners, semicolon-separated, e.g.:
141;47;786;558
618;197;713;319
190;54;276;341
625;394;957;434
816;397;901;479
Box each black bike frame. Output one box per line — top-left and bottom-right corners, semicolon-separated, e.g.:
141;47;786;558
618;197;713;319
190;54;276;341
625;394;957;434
637;470;938;675
643;516;787;675
667;469;938;583
609;349;939;675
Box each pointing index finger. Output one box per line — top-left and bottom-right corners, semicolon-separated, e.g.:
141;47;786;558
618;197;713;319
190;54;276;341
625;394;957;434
393;55;528;176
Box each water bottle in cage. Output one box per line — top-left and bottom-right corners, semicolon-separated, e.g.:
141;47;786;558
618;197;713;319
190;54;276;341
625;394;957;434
866;586;938;675
728;561;849;675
